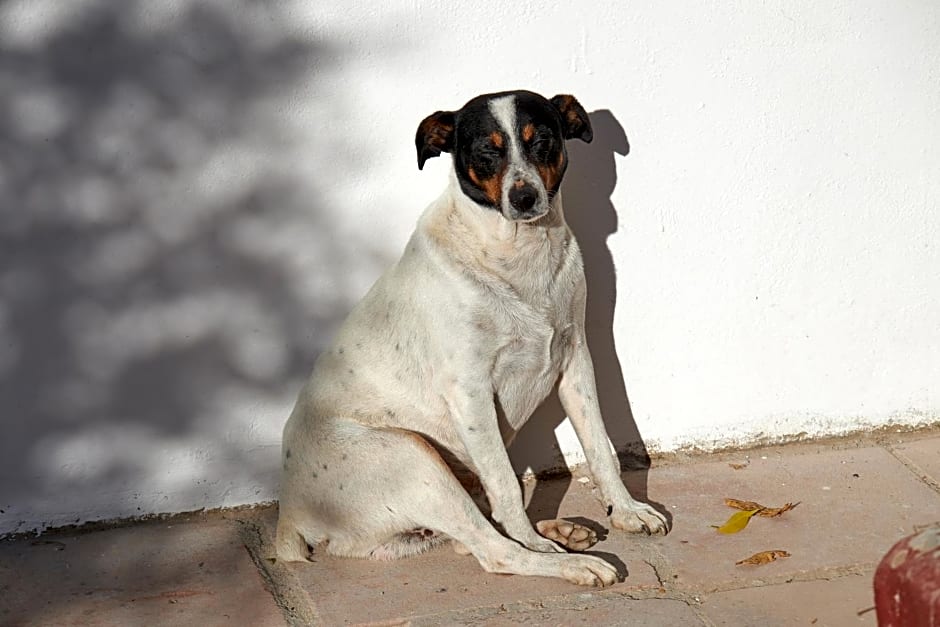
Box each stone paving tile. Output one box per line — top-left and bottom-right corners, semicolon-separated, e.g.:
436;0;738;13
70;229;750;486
699;572;877;626
264;478;663;626
889;436;940;492
0;519;285;627
279;533;661;625
420;597;704;626
638;446;940;591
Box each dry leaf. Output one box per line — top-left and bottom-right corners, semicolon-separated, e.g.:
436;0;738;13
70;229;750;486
735;549;790;565
728;461;749;470
759;502;799;517
716;509;762;534
725;498;800;518
725;498;763;510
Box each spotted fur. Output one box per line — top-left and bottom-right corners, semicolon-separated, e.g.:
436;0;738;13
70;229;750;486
278;91;668;589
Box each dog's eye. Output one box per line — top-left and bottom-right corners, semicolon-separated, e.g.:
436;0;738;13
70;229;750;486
531;138;553;159
477;149;502;168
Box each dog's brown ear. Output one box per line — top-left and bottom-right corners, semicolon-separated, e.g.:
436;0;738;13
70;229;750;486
550;95;593;143
415;110;456;170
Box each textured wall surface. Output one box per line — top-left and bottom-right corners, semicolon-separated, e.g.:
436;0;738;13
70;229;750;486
1;0;938;535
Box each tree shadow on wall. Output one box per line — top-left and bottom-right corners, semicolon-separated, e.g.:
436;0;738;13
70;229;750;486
0;2;378;537
510;110;669;529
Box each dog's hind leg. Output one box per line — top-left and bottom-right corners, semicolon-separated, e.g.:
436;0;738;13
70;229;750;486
277;420;469;562
371;429;619;586
453;475;598;552
534;519;597;552
279;422;617;585
368;528;450;560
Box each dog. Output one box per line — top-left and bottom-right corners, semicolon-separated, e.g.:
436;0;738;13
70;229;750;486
276;90;668;587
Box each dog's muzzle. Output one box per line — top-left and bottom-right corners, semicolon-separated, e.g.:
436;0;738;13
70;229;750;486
505;179;547;221
509;184;538;213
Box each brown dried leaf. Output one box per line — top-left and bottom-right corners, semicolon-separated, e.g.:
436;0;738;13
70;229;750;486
724;498;800;518
759;502;800;518
735;549;791;566
728;461;749;470
725;498;763;510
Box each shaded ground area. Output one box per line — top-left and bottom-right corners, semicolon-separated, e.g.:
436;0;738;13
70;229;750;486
1;430;937;626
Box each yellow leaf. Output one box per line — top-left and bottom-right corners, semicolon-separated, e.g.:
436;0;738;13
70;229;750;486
735;549;791;565
716;508;762;534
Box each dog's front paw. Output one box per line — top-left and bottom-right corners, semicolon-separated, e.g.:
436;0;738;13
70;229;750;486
610;502;668;536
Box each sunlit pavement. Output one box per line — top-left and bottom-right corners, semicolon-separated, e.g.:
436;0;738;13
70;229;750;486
2;430;937;626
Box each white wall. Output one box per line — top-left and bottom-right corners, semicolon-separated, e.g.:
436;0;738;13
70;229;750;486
1;0;938;535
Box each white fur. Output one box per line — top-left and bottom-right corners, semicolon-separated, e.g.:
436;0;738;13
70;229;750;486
276;107;668;587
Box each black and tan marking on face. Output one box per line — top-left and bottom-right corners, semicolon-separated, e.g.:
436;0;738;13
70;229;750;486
485;93;557;221
509;93;573;204
450;93;512;210
415;90;593;221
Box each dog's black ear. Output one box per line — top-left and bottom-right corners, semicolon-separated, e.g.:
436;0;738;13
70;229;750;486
415;110;456;170
550;95;593;143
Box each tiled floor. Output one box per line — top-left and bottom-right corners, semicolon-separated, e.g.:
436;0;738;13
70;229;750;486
2;431;937;626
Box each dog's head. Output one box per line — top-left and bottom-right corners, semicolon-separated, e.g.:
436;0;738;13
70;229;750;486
416;90;592;222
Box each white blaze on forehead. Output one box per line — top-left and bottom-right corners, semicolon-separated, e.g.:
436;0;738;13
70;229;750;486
487;94;549;217
488;95;522;164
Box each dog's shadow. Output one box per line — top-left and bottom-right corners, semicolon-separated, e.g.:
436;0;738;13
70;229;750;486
509;110;672;534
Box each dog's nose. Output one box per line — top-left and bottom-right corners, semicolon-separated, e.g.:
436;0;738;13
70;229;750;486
508;184;538;212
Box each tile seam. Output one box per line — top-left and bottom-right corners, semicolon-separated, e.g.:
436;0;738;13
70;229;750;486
881;442;940;495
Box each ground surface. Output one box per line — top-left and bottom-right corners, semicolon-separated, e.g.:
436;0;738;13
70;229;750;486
2;430;938;626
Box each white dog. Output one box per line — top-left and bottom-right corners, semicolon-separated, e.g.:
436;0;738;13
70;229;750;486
276;90;667;587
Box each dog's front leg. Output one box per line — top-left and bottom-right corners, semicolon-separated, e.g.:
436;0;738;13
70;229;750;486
558;340;669;535
448;386;566;553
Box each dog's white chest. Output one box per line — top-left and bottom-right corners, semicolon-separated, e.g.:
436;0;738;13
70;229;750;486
490;298;575;431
